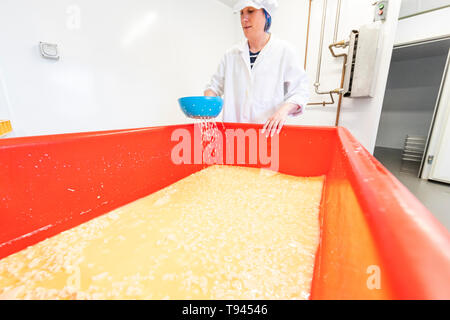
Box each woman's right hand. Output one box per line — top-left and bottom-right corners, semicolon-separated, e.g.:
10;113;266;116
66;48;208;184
204;89;218;97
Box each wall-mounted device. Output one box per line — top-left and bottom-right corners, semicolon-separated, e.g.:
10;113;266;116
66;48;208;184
374;0;388;22
343;23;381;98
39;42;60;60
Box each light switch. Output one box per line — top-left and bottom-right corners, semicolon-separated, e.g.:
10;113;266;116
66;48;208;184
39;42;60;60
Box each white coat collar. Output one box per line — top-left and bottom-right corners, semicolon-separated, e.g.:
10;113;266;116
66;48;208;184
238;33;274;75
238;33;275;53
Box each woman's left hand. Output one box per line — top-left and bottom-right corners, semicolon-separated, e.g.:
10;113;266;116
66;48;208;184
262;103;299;138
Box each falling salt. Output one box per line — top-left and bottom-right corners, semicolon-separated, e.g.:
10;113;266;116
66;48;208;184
196;118;221;165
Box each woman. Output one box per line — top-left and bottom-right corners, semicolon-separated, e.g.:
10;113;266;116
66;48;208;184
204;0;309;138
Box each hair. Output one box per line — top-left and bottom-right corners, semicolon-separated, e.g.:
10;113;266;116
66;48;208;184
263;9;272;32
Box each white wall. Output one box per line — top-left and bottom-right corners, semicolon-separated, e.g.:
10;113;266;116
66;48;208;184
0;0;236;137
268;0;402;153
376;111;434;149
400;0;450;18
395;6;450;44
0;74;12;120
0;0;403;154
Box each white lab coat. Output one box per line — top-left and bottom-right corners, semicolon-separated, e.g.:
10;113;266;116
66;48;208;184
205;34;309;124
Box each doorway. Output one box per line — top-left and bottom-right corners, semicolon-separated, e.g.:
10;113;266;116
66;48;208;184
374;36;450;230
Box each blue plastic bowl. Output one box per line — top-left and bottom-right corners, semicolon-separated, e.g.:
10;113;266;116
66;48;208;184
178;96;223;119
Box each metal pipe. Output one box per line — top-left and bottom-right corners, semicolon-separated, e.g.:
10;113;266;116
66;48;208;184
304;0;334;107
335;54;347;126
307;0;346;107
331;0;347;125
333;0;342;43
327;39;349;125
307;92;335;106
329;40;349;58
304;0;312;70
313;0;345;96
304;0;334;106
314;0;327;91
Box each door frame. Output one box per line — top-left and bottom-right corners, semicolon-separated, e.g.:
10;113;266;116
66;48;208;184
378;35;450;178
392;35;450;179
420;47;450;180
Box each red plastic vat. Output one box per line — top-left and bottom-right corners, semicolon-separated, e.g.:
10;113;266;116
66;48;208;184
0;123;449;299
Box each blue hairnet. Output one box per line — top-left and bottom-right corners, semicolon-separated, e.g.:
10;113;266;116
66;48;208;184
263;9;272;32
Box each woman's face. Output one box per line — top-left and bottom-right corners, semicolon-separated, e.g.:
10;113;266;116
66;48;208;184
240;7;266;39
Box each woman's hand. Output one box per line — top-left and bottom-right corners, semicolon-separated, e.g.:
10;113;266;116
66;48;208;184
204;89;218;97
262;103;300;138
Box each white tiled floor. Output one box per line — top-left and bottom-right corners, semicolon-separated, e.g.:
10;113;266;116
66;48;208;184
374;146;450;230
